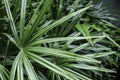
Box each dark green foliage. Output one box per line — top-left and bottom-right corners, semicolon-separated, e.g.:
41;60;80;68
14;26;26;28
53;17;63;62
0;0;120;80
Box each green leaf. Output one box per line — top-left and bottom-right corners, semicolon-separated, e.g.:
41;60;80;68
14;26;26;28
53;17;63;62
64;68;91;80
19;0;27;42
26;46;100;63
84;52;116;58
67;64;116;73
29;5;93;42
17;54;23;80
76;24;93;46
61;15;81;36
23;0;53;44
12;0;20;17
3;0;20;45
23;53;39;80
70;43;89;52
70;38;106;52
62;33;80;50
27;52;82;80
10;51;39;80
28;36;105;46
0;64;9;80
57;0;63;19
3;33;19;49
10;52;21;80
106;34;120;48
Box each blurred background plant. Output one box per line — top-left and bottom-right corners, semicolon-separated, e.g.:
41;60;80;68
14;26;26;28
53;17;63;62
0;0;120;80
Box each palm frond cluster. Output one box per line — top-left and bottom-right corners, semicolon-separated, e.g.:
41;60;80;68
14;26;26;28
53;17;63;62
0;0;120;80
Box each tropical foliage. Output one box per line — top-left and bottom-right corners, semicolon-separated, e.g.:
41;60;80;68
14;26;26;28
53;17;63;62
0;0;120;80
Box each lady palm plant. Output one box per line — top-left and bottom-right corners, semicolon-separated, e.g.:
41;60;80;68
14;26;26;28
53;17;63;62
0;0;119;80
